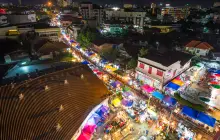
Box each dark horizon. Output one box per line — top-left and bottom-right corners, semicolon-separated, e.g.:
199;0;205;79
0;0;217;7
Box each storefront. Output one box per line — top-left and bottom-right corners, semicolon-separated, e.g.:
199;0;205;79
136;71;162;90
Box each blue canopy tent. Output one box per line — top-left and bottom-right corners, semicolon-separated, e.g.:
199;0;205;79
152;91;164;101
163;95;177;106
181;106;199;120
76;46;81;49
82;61;89;65
166;82;180;90
197;112;216;127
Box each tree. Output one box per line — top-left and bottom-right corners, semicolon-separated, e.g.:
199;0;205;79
127;58;137;69
76;30;96;49
139;47;148;57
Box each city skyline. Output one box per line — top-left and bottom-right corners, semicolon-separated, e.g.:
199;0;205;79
0;0;217;7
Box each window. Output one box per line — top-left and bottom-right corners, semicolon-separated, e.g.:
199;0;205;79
196;50;200;53
148;66;152;74
139;63;144;69
157;70;163;76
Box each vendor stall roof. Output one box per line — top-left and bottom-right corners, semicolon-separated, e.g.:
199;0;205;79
181;106;199;120
77;132;91;140
141;84;155;93
166;82;180;90
110;81;122;88
171;79;184;86
152;91;164;101
122;99;133;107
112;98;121;107
82;60;89;65
197;112;216;127
163;95;177;106
82;125;96;134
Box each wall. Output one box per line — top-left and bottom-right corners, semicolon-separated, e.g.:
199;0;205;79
186;47;209;56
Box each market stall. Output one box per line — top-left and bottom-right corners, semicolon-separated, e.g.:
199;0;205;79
162;95;177;107
152;91;164;101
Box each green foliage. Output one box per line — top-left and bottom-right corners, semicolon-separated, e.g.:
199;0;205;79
127;58;137;69
101;48;119;62
76;30;96;49
174;93;206;112
139;47;148;57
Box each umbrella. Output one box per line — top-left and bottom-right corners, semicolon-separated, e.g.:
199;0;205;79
122;99;133;107
77;132;91;140
82;125;96;134
211;84;220;89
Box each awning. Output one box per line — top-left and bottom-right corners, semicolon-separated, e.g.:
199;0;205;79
152;91;164;101
166;82;180;90
141;84;155;93
181;106;199;120
171;79;184;86
163;95;177;106
197;112;216;127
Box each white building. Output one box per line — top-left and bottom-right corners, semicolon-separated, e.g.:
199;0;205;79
135;50;192;90
80;2;104;25
185;40;213;56
105;9;147;27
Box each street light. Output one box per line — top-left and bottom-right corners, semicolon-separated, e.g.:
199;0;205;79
47;1;52;7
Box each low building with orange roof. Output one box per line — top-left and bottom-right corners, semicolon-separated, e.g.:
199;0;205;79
185;40;214;56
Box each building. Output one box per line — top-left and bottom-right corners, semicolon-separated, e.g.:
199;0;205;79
66;21;84;41
34;24;60;41
58;15;75;27
0;64;108;139
135;49;193;90
185;40;214;56
0;15;8;25
80;2;104;25
161;5;189;22
105;8;147;27
6;13;36;24
213;2;220;7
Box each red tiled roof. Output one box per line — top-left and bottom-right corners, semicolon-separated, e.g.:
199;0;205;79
195;42;214;50
185;40;213;50
185;40;201;48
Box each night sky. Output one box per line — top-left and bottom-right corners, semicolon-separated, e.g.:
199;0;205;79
1;0;217;7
